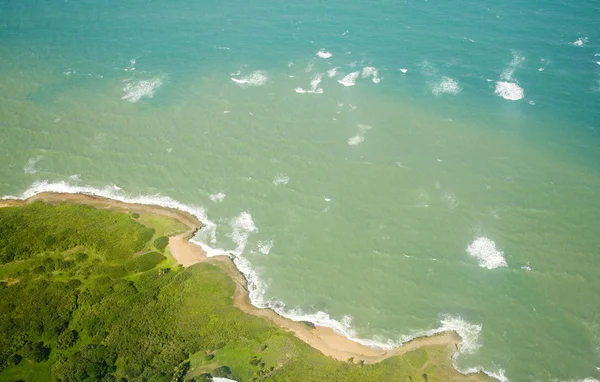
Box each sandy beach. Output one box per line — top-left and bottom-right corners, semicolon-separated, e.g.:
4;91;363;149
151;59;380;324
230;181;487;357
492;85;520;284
2;192;493;381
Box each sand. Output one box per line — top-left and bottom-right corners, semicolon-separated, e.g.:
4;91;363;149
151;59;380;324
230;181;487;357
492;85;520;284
1;192;493;381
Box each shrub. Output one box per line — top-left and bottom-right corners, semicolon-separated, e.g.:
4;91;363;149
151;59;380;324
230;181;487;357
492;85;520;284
9;353;22;366
153;236;169;253
131;213;140;219
212;366;232;378
57;330;79;350
203;354;214;361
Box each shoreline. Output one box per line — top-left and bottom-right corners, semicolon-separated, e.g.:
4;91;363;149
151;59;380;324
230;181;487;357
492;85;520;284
1;191;495;381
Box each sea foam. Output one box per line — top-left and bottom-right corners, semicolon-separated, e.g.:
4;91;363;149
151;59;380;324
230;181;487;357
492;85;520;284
24;156;43;174
571;37;588;47
495;81;524;101
361;66;382;83
295;74;324;94
467;237;507;269
231;71;268;87
316;49;333;59
272;174;289;185
209;192;226;203
432;77;461;96
495;53;525;100
347;124;372;146
122;77;162;103
338;71;360;87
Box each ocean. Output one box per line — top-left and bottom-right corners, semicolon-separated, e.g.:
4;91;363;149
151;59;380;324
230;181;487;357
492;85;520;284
1;0;600;380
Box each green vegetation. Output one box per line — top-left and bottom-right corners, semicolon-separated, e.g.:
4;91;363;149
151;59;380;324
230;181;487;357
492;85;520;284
0;201;473;382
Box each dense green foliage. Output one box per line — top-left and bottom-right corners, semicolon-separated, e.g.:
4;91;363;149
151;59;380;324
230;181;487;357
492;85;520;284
0;201;469;382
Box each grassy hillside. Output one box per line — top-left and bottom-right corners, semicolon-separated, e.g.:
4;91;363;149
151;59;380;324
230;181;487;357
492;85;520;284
0;201;476;382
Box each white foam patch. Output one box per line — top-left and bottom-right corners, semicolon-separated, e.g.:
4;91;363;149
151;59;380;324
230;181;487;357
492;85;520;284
572;37;588;47
327;66;340;78
348;124;372;146
361;66;382;83
495;81;524;101
257;239;274;255
231;71;268;87
272;174;289;186
229;212;257;254
68;174;81;182
441;192;458;209
400;68;408;73
316;49;332;59
467;237;507;269
209;192;226;203
432;77;461;96
122;77;162;103
501;52;525;81
295;74;324;94
347;135;364;146
338;71;360;87
24;156;43;174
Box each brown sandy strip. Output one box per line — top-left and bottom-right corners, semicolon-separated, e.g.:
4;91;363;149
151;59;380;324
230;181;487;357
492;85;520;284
1;192;493;380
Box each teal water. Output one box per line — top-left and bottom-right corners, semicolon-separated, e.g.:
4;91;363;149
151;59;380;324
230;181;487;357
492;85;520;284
1;0;600;380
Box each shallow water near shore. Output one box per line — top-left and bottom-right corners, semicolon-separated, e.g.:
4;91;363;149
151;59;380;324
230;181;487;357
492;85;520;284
1;0;600;380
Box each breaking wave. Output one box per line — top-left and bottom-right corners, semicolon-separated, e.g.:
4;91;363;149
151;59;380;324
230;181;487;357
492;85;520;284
231;70;268;86
467;237;507;269
338;71;360;87
495;81;524;101
316;49;333;59
495;53;525;100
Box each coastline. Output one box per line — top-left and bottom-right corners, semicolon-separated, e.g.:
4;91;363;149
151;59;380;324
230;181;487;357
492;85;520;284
1;191;495;381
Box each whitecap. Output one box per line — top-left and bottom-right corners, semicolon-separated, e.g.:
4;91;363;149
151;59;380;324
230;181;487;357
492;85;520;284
572;37;588;47
347;135;364;146
467;237;507;269
257;239;273;255
501;52;525;81
68;174;80;182
316;49;333;59
305;62;314;73
327;66;340;78
361;66;382;83
231;71;268;87
24;156;43;174
122;77;162;103
295;74;324;94
432;77;461;96
209;192;226;203
272;174;289;186
495;81;524;101
338;71;360;87
400;68;408;73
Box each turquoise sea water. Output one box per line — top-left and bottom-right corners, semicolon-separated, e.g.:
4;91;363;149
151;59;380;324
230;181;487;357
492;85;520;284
1;0;600;380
